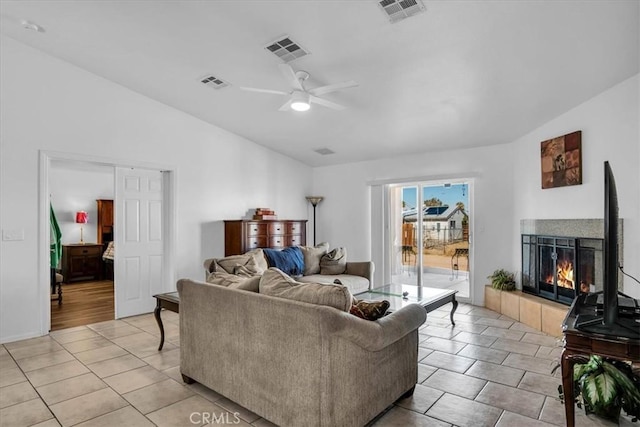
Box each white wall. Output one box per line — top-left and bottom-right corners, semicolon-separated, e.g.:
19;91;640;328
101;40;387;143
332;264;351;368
512;74;640;299
312;143;515;305
49;164;114;245
0;36;313;343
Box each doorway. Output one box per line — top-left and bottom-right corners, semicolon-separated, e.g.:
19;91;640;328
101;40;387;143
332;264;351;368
388;180;471;299
39;151;176;335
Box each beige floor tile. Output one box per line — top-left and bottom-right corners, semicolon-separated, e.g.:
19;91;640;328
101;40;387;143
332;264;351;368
509;322;545;335
457;344;509;364
450;331;497;347
496;411;556;426
74;344;128;365
447;322;488;334
0;366;27;388
491;337;539;356
162;366;183;383
474;317;515;329
49;326;89;337
216;396;261;423
123;378;193;414
426;393;502;427
0;381;39;409
31;418;62;427
503;353;557;376
88;354;147;378
146;395;231;427
0;352;18;371
140;322;179;337
252;417;279;427
518;371;562;397
96;325;143;340
51;329;100;344
481;326;525;341
49;387;127;426
420;337;467;355
466;360;525;387
538;396;569;426
476;381;545;419
121;315;158;329
423;368;486;399
375;406;451;426
0;398;53;426
16;350;75;372
104;365;168;394
111;332;166;358
4;336;56;350
417;363;437;383
142;348;181;371
396;383;444;413
75;405;155;427
7;340;64;360
417;347;433;362
421;351;475;373
187;382;224;403
25;360;90;387
467;307;503;319
521;332;562;347
419;325;460;339
86;319;130;331
61;337;112;354
36;372;107;405
535;345;563;361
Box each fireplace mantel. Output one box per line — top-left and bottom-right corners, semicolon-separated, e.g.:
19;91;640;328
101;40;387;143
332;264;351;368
520;218;623;243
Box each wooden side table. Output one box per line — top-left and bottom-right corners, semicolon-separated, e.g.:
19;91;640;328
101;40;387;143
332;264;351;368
153;292;179;351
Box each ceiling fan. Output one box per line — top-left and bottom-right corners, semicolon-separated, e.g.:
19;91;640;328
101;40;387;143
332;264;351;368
240;64;358;112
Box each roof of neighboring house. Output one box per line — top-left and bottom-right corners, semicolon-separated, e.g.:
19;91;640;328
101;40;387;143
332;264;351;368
402;205;468;222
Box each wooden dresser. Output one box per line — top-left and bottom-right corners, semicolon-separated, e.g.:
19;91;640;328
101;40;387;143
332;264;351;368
224;220;307;256
96;199;114;244
62;243;103;283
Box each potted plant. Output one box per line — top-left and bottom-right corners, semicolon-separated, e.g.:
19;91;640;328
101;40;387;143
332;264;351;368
563;355;640;422
487;268;516;291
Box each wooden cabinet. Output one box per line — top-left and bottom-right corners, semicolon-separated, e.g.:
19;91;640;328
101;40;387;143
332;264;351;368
224;220;307;256
96;199;114;244
62;244;103;283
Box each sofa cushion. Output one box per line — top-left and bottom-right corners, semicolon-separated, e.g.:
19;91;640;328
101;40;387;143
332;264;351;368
320;247;347;275
215;249;267;275
263;247;304;277
259;268;352;311
206;271;261;292
299;242;329;275
299;274;369;295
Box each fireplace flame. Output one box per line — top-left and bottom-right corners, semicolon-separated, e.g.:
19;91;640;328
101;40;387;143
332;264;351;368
548;260;574;289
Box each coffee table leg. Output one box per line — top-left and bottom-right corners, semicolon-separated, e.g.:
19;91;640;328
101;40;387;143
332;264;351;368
154;300;165;351
450;296;458;326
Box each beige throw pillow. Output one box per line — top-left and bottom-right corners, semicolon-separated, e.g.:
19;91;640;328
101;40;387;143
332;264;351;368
259;268;352;312
299;242;329;275
320;247;347;275
206;272;260;292
214;249;267;276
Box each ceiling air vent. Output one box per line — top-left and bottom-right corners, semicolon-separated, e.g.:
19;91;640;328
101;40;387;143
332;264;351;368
265;35;310;63
314;148;335;155
377;0;426;23
200;75;230;90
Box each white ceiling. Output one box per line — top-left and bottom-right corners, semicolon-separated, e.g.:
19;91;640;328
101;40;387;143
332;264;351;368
1;1;638;167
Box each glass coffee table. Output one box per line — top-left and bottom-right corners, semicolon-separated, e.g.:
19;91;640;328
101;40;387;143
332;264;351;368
356;284;458;325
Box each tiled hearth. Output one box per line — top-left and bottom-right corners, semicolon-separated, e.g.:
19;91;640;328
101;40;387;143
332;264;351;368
1;305;634;426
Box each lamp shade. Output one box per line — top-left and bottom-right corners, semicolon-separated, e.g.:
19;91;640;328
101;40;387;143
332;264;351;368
75;211;88;224
305;196;324;207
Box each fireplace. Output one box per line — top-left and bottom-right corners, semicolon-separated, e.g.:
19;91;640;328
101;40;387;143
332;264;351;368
522;235;603;305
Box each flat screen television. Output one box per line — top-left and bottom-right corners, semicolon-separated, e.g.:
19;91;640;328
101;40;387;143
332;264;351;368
574;161;639;339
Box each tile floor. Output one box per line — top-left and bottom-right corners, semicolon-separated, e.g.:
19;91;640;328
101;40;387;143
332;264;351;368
0;303;634;426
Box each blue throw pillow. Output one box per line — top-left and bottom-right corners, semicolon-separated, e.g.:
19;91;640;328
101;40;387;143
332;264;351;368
263;247;304;277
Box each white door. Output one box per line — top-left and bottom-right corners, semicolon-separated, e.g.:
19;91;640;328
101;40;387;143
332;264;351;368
115;167;164;318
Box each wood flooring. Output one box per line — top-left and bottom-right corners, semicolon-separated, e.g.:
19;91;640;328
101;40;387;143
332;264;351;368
50;280;114;331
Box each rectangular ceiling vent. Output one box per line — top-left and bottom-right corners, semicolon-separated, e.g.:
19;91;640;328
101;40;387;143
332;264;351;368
314;148;335;155
265;35;310;63
200;75;230;90
378;0;426;23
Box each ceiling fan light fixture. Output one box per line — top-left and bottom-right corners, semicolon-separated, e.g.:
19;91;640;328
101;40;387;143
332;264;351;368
290;91;310;112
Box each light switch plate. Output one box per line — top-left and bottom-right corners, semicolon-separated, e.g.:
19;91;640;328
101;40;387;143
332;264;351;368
2;229;25;241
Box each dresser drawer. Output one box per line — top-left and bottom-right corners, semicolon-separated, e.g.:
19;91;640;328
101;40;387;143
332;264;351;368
286;234;303;247
269;235;285;248
247;236;268;250
68;245;102;256
286;222;303;235
245;222;268;237
268;222;285;236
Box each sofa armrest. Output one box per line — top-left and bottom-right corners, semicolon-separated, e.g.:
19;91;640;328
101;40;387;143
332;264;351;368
203;258;216;274
328;303;426;352
344;261;374;285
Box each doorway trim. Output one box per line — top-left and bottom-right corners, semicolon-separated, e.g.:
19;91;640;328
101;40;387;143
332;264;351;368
38;150;177;335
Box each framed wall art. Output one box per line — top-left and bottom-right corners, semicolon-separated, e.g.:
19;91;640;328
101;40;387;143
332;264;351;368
541;130;582;189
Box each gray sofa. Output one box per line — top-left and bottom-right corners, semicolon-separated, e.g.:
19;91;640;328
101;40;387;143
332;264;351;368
178;277;426;427
203;247;374;295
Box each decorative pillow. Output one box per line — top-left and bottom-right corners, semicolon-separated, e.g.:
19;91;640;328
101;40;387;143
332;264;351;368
320;247;347;275
263;247;304;277
206;272;260;292
214;249;266;276
259;268;352;311
350;300;390;321
299;242;330;275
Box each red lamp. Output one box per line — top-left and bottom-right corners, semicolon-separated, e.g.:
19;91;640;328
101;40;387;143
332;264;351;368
75;211;88;244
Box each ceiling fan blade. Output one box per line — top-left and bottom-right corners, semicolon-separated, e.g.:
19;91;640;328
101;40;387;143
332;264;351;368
240;87;288;96
278;64;304;91
278;99;293;111
309;95;346;111
308;80;358;96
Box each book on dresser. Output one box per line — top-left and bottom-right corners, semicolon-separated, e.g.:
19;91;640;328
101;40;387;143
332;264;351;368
224;219;307;256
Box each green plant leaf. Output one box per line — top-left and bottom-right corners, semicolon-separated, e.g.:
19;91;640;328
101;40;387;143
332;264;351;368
574;363;590;382
603;362;640;403
583;372;617;409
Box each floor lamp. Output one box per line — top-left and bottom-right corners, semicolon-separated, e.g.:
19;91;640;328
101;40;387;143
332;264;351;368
306;196;323;246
